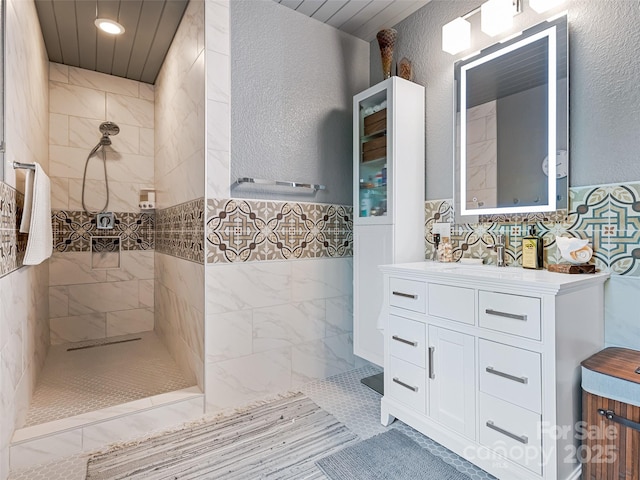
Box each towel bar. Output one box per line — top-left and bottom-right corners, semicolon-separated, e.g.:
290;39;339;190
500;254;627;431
13;161;35;170
236;177;326;191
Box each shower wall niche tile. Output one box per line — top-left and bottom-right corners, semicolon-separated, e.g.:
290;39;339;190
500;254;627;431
52;210;154;253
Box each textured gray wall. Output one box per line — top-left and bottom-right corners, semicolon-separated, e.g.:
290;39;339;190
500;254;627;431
230;0;369;205
371;0;640;200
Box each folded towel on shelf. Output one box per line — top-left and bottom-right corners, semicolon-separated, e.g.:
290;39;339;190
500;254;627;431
21;162;53;265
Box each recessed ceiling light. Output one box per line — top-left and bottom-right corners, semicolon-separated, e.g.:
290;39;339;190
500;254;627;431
94;18;125;35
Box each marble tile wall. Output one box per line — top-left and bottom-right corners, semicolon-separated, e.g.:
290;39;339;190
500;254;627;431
205;0;231;199
425;181;640;349
155;252;204;388
48;63;155;214
1;1;50;478
155;0;205;210
465;101;497;210
204;257;355;410
48;251;155;344
154;0;206;390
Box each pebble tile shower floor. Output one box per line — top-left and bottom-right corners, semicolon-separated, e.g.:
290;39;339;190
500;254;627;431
24;331;194;427
10;365;494;479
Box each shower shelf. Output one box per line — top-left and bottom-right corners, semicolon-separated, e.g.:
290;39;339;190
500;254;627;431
236;177;326;191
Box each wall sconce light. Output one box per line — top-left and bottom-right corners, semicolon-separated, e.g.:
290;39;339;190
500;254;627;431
441;0;522;54
529;0;565;13
442;18;471;55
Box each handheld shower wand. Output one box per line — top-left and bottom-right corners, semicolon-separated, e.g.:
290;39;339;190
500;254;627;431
82;122;120;215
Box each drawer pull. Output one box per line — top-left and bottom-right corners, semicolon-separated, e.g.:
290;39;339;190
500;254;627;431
428;346;435;380
392;335;418;347
393;377;419;392
486;366;528;384
392;291;418;299
486;420;529;444
485;308;527;321
598;409;640;433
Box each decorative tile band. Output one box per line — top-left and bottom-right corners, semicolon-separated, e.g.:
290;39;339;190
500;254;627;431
155;198;205;263
0;182;27;278
52;211;154;252
425;182;640;276
206;199;353;263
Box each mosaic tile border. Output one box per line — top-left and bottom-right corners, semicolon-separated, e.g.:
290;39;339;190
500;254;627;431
155;198;205;264
52;211;154;253
206;199;353;263
0;182;27;278
424;181;640;276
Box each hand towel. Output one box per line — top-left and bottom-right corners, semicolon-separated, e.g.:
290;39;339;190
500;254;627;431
22;163;53;265
19;167;34;233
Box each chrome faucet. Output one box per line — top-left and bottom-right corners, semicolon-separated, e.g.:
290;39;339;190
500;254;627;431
486;233;506;267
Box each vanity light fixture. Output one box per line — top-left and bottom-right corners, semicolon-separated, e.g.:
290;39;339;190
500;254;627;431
481;0;516;37
529;0;565;13
442;17;471;55
94;18;125;35
441;0;522;55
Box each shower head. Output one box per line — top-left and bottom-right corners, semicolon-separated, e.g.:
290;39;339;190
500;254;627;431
99;135;112;146
99;121;120;137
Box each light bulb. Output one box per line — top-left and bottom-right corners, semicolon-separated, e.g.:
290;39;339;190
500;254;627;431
442;18;471;55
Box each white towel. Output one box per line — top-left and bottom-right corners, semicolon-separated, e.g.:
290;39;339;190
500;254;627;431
19;168;34;232
22;163;53;265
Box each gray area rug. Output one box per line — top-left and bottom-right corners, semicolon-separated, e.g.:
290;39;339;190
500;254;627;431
317;428;471;480
86;393;358;480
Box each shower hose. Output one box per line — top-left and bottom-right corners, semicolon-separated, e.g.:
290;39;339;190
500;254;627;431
81;142;110;215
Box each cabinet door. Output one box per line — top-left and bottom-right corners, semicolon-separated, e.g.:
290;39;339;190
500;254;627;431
353;225;393;366
354;85;390;224
428;325;476;439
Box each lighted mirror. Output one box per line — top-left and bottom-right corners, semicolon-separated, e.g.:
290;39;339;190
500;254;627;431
454;15;568;219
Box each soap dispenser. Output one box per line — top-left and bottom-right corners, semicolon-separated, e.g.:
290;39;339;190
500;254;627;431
522;226;543;269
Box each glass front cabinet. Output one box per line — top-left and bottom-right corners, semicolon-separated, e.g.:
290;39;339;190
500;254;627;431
352;77;425;366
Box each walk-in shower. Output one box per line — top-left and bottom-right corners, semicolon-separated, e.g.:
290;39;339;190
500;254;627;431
82;121;120;215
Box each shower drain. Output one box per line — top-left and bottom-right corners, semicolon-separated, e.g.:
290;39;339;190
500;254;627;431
67;337;142;351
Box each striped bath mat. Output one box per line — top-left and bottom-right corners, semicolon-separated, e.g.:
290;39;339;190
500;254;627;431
86;393;358;480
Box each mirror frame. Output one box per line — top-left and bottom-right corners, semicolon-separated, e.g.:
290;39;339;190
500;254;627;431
454;15;567;219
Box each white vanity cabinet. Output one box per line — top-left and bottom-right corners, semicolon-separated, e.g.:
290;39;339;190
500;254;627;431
379;262;609;480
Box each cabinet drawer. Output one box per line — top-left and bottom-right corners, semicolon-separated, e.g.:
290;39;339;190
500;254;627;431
428;283;474;325
479;339;541;413
479;291;541;340
389;315;426;368
387;356;426;414
389;278;427;313
479;392;542;475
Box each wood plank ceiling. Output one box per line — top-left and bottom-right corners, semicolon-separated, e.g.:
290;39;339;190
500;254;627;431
34;0;189;84
274;0;430;42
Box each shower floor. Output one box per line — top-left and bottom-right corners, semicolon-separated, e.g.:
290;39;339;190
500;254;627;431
24;331;194;427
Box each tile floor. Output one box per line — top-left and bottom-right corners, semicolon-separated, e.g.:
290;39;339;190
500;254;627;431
10;365;493;479
24;332;194;427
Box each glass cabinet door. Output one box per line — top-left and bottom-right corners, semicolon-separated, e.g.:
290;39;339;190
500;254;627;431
357;89;388;219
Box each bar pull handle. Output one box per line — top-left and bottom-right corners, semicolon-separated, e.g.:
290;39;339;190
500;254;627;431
392;377;418;392
428;346;435;380
485;308;527;321
598;409;640;433
486;366;528;384
392;335;418;347
392;291;418;299
486;420;528;444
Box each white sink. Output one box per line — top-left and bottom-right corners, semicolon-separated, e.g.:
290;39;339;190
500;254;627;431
439;264;524;278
